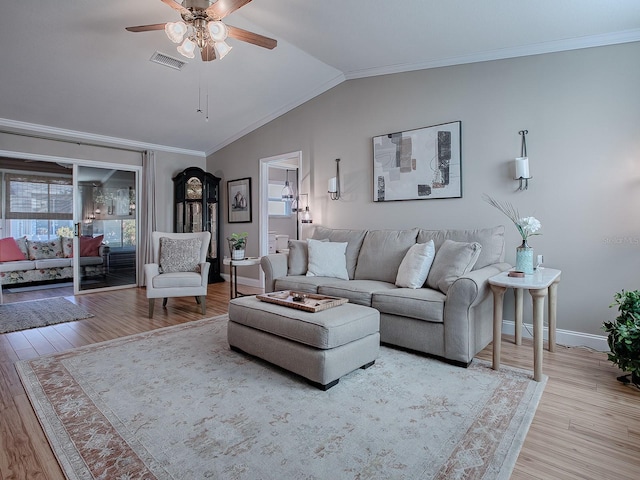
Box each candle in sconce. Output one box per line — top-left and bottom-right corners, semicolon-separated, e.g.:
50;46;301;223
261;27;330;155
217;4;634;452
328;177;337;193
515;157;529;179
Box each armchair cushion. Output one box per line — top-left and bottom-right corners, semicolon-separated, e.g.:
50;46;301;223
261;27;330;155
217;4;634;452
159;237;202;273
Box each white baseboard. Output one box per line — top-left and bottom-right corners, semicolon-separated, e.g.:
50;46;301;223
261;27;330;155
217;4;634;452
501;320;609;352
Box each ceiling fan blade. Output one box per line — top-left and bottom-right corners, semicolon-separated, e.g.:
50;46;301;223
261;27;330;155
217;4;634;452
227;25;277;49
205;0;252;20
161;0;190;15
125;23;168;32
201;44;217;62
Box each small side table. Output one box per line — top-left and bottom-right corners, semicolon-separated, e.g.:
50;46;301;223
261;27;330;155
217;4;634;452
488;268;561;381
223;257;261;299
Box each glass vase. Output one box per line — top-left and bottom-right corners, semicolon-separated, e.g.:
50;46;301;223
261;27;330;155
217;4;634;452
515;239;534;274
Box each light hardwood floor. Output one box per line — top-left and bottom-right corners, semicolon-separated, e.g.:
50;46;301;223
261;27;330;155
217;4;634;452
1;283;639;479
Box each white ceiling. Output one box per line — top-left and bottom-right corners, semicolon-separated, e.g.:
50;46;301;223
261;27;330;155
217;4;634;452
1;0;639;156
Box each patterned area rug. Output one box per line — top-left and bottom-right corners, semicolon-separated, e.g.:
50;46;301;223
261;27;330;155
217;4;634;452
17;316;546;480
0;297;93;333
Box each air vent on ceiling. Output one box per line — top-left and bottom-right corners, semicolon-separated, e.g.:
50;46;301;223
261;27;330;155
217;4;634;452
150;51;188;71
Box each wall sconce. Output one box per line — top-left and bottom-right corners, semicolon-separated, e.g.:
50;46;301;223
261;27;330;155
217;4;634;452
514;130;532;190
296;193;313;224
328;158;341;200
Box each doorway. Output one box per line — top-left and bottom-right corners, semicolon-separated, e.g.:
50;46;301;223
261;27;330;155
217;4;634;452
259;151;302;259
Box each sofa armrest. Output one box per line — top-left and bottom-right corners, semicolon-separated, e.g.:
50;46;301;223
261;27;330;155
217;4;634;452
446;262;512;310
260;254;288;293
442;262;511;363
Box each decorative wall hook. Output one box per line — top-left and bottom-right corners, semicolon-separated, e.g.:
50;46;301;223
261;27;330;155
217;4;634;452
328;158;341;200
514;130;532;190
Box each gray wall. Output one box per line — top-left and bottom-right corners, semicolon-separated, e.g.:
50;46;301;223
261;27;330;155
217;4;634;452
209;41;640;338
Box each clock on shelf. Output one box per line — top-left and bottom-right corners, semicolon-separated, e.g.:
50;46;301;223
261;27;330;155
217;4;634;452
172;166;223;283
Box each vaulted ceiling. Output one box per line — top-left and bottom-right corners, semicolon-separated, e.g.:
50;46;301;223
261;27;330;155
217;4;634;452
1;0;639;156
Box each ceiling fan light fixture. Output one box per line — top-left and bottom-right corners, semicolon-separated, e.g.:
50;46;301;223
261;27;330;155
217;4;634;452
213;40;232;59
207;21;228;43
165;21;188;43
177;37;197;58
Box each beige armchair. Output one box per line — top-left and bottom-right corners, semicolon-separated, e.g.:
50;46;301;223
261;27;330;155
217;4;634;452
144;231;211;318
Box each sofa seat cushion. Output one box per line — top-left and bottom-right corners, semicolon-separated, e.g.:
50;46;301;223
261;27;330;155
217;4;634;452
372;287;446;323
274;275;329;294
229;295;379;350
152;272;203;288
79;256;103;266
318;280;397;306
35;258;71;269
0;260;36;272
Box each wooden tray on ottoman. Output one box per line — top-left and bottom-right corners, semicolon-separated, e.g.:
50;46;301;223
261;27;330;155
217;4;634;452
256;290;348;313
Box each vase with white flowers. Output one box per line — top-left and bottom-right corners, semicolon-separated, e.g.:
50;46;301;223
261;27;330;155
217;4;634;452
483;194;542;274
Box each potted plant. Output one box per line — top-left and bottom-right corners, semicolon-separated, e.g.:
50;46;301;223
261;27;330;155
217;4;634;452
227;232;248;260
603;289;640;387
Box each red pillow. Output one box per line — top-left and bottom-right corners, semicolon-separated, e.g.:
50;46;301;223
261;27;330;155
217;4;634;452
0;237;27;262
79;235;104;257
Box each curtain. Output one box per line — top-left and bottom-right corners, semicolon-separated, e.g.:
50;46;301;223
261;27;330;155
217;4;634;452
138;150;157;286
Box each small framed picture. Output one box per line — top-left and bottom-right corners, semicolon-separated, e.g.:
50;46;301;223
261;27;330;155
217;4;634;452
227;177;252;223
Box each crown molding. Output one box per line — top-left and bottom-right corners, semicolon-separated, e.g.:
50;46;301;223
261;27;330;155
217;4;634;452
0;118;206;157
344;29;640;80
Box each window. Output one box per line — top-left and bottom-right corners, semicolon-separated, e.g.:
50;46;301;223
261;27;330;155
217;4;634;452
267;183;292;216
5;173;73;240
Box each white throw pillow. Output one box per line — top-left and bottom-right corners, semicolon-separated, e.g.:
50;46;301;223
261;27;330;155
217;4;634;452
395;241;436;289
306;238;349;280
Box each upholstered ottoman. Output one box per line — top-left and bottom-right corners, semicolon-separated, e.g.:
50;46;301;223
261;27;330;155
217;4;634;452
227;295;380;390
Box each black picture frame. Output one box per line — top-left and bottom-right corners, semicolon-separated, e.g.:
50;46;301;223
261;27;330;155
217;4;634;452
227;177;252;223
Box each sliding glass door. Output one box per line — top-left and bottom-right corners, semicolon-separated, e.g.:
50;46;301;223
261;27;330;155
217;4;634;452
74;165;138;293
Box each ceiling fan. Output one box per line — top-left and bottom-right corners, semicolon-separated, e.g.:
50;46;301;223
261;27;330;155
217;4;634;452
126;0;277;62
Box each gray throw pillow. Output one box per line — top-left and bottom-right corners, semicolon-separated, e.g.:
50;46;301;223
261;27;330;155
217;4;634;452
426;240;482;294
287;238;328;275
159;237;202;273
287;239;309;275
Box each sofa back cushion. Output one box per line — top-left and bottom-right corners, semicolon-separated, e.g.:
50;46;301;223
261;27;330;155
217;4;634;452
0;237;27;262
27;237;63;260
354;228;419;283
311;226;366;279
417;225;504;270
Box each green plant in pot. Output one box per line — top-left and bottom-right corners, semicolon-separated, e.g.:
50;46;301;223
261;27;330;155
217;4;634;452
603;289;640;388
228;232;248;261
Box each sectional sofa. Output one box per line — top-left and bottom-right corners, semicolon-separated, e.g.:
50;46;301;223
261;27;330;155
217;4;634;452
260;225;510;366
0;235;108;286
